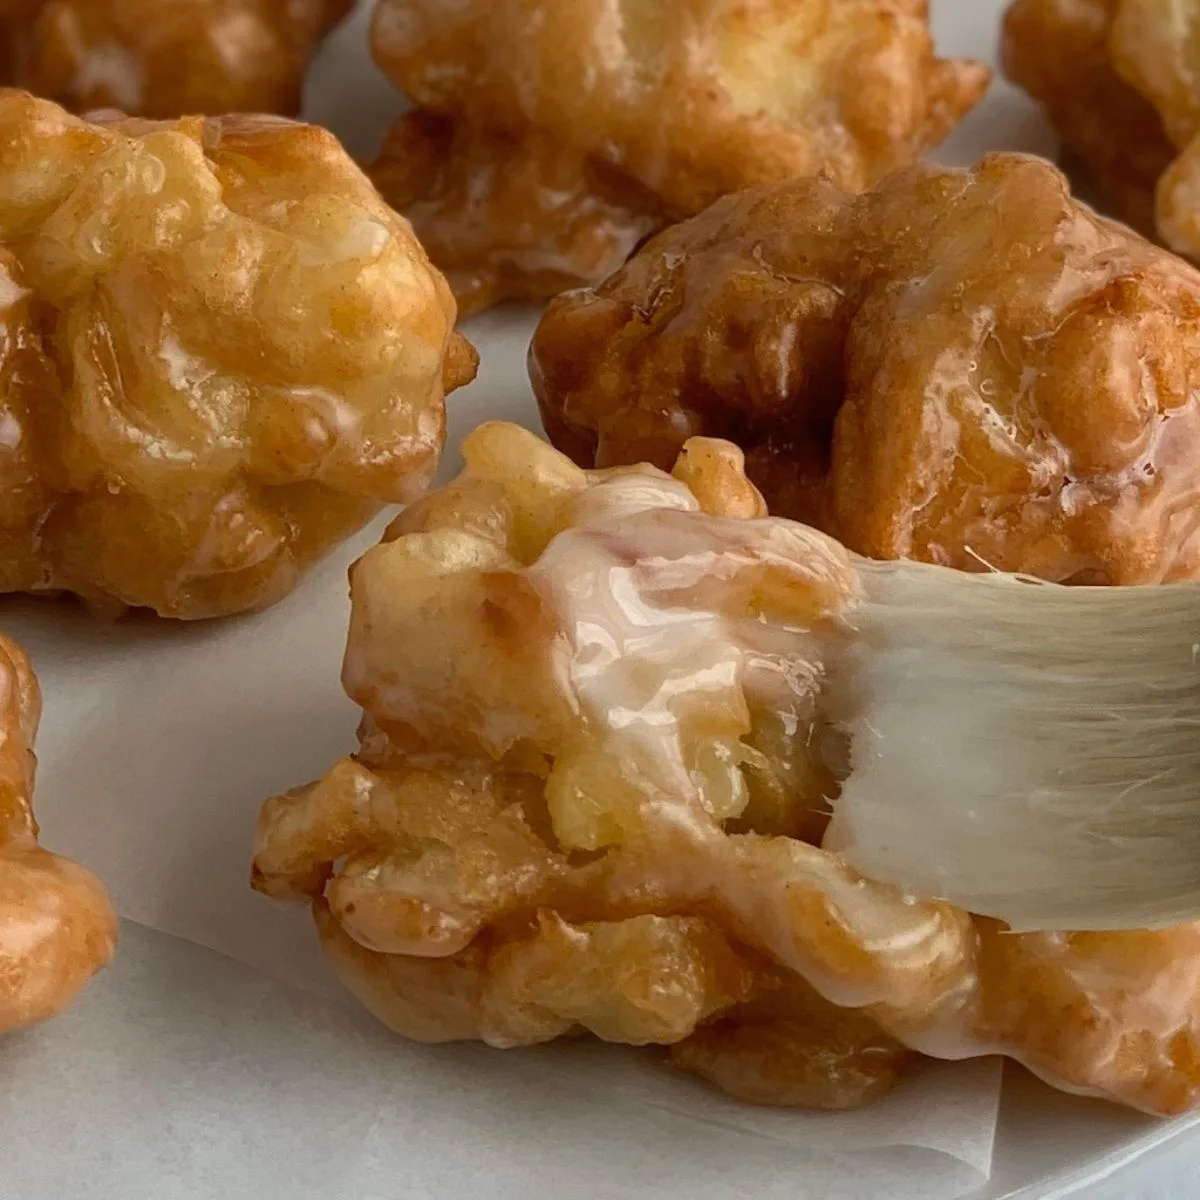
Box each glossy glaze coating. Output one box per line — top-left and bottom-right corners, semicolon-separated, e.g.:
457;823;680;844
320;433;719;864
0;91;476;618
369;0;988;316
1005;0;1200;257
252;422;1200;1114
1;0;351;117
533;153;1200;584
0;634;116;1033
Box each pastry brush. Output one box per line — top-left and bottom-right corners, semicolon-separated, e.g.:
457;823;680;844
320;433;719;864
826;559;1200;933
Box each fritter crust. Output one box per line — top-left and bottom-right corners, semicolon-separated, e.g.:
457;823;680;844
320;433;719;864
532;153;1200;584
1004;0;1200;256
1;0;351;117
0;634;116;1033
0;91;475;618
369;0;988;315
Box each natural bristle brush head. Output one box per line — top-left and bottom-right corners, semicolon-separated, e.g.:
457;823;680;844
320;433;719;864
826;560;1200;933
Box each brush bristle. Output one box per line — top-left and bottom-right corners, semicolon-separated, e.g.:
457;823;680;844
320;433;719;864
824;560;1200;932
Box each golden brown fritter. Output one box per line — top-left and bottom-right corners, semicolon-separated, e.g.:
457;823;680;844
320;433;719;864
1109;0;1200;255
0;91;476;619
1001;0;1173;235
1004;0;1200;256
1;0;351;118
0;634;116;1033
370;112;664;321
252;422;919;1108
252;422;1200;1115
369;0;988;316
532;153;1200;585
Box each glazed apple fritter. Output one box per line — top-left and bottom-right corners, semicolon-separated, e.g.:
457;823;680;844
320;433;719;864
369;0;989;316
531;153;1200;585
0;634;116;1033
1004;0;1200;257
0;0;352;118
0;90;476;619
252;422;1200;1115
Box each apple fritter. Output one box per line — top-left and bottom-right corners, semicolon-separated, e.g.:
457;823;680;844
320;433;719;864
1;0;352;118
253;422;1200;1115
0;91;476;618
369;0;988;316
532;153;1200;585
0;634;116;1033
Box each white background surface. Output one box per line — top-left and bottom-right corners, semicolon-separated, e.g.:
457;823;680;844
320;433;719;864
4;1;1200;1197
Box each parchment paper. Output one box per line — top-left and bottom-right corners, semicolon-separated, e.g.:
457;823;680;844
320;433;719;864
0;3;1129;1197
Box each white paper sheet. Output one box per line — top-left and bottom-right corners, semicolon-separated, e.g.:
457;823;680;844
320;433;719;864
0;2;1171;1198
